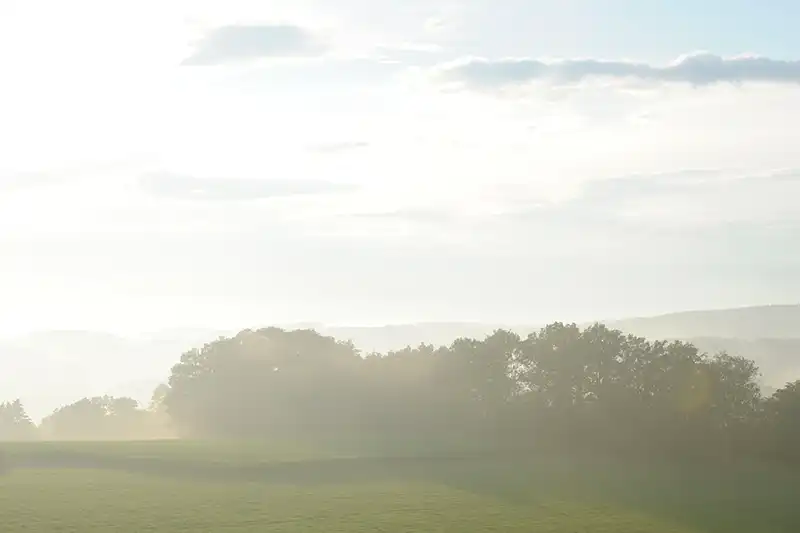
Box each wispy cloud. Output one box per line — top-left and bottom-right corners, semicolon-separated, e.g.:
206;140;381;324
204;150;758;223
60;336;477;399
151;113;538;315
182;25;326;66
495;168;800;230
436;52;800;89
348;207;455;224
0;171;59;192
138;173;357;201
0;160;137;193
373;43;445;65
347;168;800;241
307;141;370;154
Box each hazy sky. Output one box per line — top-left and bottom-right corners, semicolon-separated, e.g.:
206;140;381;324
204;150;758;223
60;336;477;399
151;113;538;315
2;0;800;335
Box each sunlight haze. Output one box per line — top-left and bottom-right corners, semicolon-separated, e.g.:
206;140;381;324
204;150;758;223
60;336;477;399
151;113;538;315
4;4;800;532
2;0;800;335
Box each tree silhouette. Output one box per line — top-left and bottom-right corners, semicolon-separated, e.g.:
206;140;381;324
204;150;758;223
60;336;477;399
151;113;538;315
25;321;798;462
0;400;37;441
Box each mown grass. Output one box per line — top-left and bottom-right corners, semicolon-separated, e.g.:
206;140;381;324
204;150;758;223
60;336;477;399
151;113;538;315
0;440;798;532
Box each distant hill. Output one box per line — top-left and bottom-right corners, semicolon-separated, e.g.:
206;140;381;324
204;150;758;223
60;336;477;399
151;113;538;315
319;317;800;391
683;337;800;391
605;304;800;340
0;329;224;422
2;304;800;421
318;323;521;354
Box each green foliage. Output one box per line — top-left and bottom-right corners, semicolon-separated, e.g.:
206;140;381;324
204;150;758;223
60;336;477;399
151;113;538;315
38;396;168;441
25;321;800;461
155;323;800;461
164;328;364;438
761;380;800;460
0;400;37;442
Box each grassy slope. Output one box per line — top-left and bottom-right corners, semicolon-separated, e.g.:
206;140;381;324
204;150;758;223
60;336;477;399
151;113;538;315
1;441;799;532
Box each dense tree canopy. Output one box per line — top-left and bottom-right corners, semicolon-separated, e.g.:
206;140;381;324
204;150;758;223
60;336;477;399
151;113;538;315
155;324;800;461
3;322;799;462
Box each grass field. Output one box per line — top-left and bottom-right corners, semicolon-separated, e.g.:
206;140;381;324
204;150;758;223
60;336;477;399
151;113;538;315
1;441;798;532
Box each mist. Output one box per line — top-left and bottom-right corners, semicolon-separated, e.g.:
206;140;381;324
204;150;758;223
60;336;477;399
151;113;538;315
1;305;799;448
3;1;800;531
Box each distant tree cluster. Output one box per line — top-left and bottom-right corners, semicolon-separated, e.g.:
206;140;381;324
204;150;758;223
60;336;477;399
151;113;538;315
39;395;170;441
3;323;799;462
0;395;170;442
0;400;36;441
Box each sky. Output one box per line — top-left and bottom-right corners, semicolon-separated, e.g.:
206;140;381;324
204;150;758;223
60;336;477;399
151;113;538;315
2;0;800;336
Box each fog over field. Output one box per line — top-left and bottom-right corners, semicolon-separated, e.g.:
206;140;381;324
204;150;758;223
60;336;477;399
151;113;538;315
3;2;800;531
3;304;800;421
3;2;800;421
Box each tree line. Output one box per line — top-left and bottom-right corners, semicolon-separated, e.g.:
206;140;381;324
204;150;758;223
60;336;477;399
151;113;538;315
0;394;172;442
2;323;800;461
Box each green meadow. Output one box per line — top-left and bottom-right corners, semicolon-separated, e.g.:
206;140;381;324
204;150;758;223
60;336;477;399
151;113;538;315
1;440;798;532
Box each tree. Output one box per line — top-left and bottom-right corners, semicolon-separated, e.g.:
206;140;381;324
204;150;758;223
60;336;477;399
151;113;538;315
762;380;800;460
0;400;37;441
153;322;798;462
40;396;152;440
164;328;364;438
149;384;170;413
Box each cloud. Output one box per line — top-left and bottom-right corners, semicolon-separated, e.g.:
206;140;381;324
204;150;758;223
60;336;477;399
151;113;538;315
349;207;455;224
182;25;326;66
0;172;59;192
0;160;147;199
373;43;446;65
307;141;370;154
138;173;357;201
496;168;800;231
436;52;800;89
338;168;800;251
